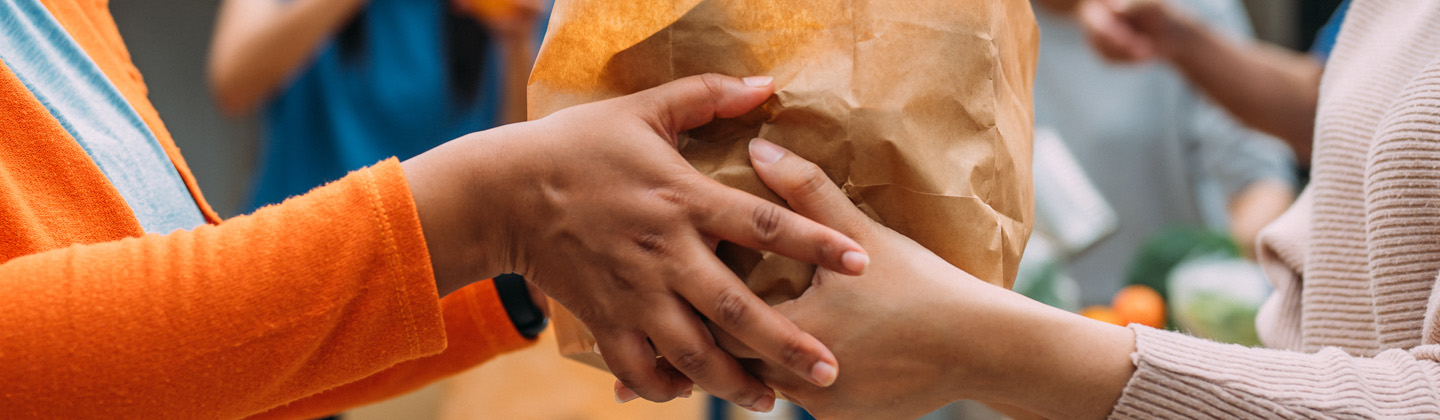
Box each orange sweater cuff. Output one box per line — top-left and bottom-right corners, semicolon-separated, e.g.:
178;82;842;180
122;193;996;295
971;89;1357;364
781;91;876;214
242;161;535;420
367;158;449;358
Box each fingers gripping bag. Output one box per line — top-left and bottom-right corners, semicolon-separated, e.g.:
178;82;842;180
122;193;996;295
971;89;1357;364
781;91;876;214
529;0;1038;370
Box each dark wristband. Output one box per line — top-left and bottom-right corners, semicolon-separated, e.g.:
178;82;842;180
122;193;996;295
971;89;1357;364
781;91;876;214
493;273;547;339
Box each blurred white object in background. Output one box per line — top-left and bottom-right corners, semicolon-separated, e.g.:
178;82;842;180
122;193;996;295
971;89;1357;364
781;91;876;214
1031;127;1118;256
1013;235;1083;312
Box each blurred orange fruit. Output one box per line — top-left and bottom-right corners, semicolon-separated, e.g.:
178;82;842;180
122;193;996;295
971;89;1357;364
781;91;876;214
464;0;519;21
1112;285;1166;328
1080;305;1126;326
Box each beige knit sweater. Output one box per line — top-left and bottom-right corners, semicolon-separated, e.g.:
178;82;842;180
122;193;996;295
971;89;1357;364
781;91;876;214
1108;0;1440;417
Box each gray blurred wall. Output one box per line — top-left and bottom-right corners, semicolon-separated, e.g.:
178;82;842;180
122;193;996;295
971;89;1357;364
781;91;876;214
111;1;256;218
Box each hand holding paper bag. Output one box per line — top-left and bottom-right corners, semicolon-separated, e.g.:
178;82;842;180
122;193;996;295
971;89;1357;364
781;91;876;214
418;74;867;409
715;139;1000;419
529;0;1038;392
720;140;1132;420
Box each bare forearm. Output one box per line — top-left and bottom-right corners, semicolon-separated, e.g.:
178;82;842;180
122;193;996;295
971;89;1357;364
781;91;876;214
1167;22;1321;163
402;125;531;296
973;292;1136;420
1229;179;1297;259
208;0;368;116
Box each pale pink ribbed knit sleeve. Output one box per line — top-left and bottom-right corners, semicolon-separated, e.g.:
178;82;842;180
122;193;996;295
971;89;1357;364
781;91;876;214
1105;1;1440;416
1110;326;1440;418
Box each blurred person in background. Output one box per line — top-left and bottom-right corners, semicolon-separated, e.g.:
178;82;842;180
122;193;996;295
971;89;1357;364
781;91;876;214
208;0;540;212
1076;0;1352;165
209;1;710;418
1028;0;1298;306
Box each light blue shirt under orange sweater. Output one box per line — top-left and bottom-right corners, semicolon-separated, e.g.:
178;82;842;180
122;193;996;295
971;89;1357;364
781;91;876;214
0;0;534;418
0;0;204;234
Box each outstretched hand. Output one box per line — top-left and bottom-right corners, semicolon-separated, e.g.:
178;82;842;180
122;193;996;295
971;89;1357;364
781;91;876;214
715;139;990;419
722;140;1136;420
404;74;866;412
1077;0;1195;63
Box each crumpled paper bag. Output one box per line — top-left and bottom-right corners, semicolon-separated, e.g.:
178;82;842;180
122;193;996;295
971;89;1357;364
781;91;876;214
529;0;1037;370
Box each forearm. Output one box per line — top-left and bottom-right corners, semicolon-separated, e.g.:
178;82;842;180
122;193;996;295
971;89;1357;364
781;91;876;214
981;295;1440;419
1167;22;1321;162
973;291;1136;420
1229;178;1297;259
207;0;367;116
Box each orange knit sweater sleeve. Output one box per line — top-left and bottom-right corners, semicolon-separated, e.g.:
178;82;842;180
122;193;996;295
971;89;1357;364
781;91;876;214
250;283;533;420
0;2;535;418
0;159;533;419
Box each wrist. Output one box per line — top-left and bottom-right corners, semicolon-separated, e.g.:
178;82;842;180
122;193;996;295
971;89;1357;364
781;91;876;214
998;304;1137;419
493;273;548;339
403;124;540;295
1160;12;1207;64
930;279;1030;404
457;122;543;279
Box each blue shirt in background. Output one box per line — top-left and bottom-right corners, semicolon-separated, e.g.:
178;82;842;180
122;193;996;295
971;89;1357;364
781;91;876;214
248;0;513;212
1310;0;1351;62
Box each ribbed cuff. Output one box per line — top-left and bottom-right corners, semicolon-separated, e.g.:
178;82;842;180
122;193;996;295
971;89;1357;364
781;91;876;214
445;280;538;359
1110;325;1440;419
365;158;447;358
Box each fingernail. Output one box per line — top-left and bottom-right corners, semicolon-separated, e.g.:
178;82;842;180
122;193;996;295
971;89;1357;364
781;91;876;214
811;361;839;387
614;382;639;403
745;389;777;413
749;138;785;164
841;251;869;273
678;389;694;399
743;76;773;87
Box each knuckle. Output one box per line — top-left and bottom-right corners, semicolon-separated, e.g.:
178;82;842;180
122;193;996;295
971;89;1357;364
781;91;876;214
628;95;669;127
814;239;836;268
697;73;727;99
713;288;752;327
605;266;639;293
750;204;783;245
632;230;670;256
654;186;690;208
567;300;603;322
779;336;811;370
611;370;643;389
793;165;834;201
669;346;712;374
655;179;706;212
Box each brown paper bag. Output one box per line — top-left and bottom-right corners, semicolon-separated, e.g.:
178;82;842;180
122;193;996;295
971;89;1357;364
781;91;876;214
529;0;1037;370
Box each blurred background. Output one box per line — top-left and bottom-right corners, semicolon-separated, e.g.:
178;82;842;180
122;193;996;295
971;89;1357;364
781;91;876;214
108;0;1347;419
112;0;1341;219
112;1;259;217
